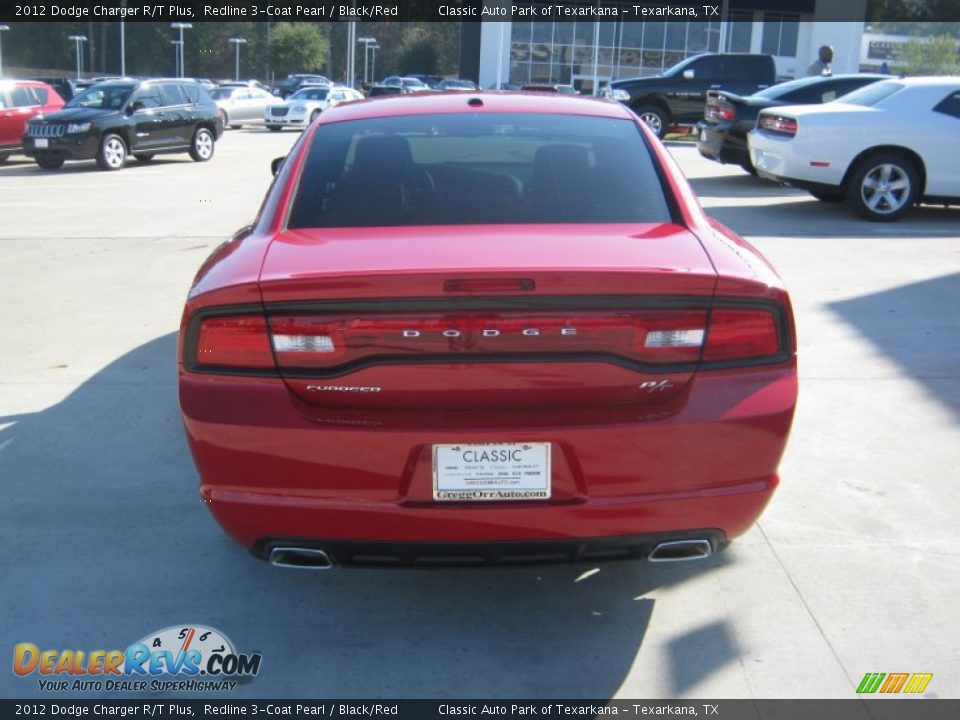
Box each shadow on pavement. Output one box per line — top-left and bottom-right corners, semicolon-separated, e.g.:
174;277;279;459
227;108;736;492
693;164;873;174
1;333;736;699
827;272;960;419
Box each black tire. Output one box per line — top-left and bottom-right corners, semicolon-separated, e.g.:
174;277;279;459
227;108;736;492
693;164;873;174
189;127;215;162
35;154;65;170
133;153;155;162
810;190;845;203
846;152;918;221
96;133;127;171
738;160;758;176
267;125;282;132
0;153;9;164
634;104;669;138
229;124;242;130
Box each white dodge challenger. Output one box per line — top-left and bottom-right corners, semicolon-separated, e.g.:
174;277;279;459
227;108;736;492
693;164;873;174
748;76;960;221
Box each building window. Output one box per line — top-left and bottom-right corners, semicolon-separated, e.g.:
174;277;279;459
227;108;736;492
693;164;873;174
761;13;800;57
726;11;753;52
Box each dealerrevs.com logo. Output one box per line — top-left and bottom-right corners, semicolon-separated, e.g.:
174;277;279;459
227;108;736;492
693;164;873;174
13;625;261;693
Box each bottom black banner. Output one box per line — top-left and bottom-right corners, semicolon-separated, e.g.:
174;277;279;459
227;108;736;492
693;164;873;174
2;700;960;720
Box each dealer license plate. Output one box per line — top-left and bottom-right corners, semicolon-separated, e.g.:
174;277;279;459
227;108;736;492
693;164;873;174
35;139;48;148
433;442;551;502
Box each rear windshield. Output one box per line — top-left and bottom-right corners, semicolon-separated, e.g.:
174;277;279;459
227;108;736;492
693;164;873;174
840;81;904;107
288;112;671;227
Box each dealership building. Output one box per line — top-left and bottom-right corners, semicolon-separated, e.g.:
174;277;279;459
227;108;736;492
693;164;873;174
460;0;867;92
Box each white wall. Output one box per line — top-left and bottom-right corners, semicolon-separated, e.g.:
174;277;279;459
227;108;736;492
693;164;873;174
478;21;512;89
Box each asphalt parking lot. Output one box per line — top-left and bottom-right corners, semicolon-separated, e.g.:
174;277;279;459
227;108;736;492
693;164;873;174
1;129;957;700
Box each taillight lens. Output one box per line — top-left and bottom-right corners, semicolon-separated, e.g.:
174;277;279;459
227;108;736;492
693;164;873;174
758;114;798;136
267;310;710;369
703;309;780;362
194;315;274;368
705;103;735;122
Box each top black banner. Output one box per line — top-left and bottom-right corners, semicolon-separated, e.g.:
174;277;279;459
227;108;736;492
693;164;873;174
3;0;960;23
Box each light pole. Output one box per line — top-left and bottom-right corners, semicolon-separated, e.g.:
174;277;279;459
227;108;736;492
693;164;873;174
370;44;380;83
0;25;9;78
357;36;376;85
171;40;182;78
229;37;247;81
69;34;88;80
346;22;356;88
170;22;192;78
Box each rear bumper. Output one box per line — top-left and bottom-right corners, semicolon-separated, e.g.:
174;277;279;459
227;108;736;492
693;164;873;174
182;366;796;549
697;124;748;166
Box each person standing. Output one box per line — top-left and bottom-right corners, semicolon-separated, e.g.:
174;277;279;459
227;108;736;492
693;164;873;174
808;45;834;76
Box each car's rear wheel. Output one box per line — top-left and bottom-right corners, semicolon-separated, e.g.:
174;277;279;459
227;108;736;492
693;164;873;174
35;154;65;170
189;127;215;162
267;125;282;132
229;123;242;130
846;152;918;221
634;105;668;138
0;152;9;164
96;134;127;171
134;153;155;162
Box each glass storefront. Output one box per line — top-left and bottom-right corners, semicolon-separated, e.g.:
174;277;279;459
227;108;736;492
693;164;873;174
509;20;725;87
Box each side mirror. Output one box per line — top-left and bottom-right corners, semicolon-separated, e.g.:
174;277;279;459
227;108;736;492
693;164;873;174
682;69;696;81
126;100;145;114
271;156;285;176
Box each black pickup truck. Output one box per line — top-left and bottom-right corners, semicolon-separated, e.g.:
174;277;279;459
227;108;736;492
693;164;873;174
609;53;777;137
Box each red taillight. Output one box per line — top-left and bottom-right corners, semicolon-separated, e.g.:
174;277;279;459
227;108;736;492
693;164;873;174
267;310;710;369
194;315;274;368
705;103;735;122
758;114;798;137
703;309;780;362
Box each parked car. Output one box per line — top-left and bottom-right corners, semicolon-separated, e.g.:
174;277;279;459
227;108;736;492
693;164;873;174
22;78;222;171
276;74;331;99
209;85;275;128
264;85;363;131
366;84;403;98
405;74;445;89
698;74;887;173
610;53;777;137
218;79;272;93
437;79;478;91
25;76;74;102
521;84;579;94
178;92;797;568
748;77;960;220
382;76;432;93
0;80;65;162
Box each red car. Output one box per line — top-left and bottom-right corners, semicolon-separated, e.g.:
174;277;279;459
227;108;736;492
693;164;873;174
179;93;797;569
0;80;64;162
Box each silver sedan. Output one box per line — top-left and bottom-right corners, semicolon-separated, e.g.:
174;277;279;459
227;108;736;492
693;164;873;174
210;86;276;129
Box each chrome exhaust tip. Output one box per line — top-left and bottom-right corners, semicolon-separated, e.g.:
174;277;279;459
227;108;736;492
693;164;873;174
648;539;713;563
268;547;336;570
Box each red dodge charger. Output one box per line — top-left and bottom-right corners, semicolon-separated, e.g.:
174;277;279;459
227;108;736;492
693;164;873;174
178;92;797;569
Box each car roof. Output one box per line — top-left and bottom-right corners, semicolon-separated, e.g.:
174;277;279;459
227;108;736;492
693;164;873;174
0;79;50;88
888;75;960;87
320;91;632;123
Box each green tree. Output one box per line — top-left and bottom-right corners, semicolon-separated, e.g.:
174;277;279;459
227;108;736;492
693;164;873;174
268;23;329;75
901;34;960;75
397;37;438;74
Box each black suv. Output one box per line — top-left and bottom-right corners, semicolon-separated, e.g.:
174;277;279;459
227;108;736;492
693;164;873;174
609;53;777;137
22;78;223;171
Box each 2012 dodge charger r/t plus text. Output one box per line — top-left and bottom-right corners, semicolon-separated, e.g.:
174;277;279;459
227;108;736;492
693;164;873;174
178;92;798;569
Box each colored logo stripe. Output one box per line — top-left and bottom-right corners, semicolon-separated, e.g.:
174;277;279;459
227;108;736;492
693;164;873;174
903;673;933;694
857;672;933;694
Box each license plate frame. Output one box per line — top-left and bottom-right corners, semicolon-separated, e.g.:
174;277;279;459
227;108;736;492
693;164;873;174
35;138;49;149
432;442;551;502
